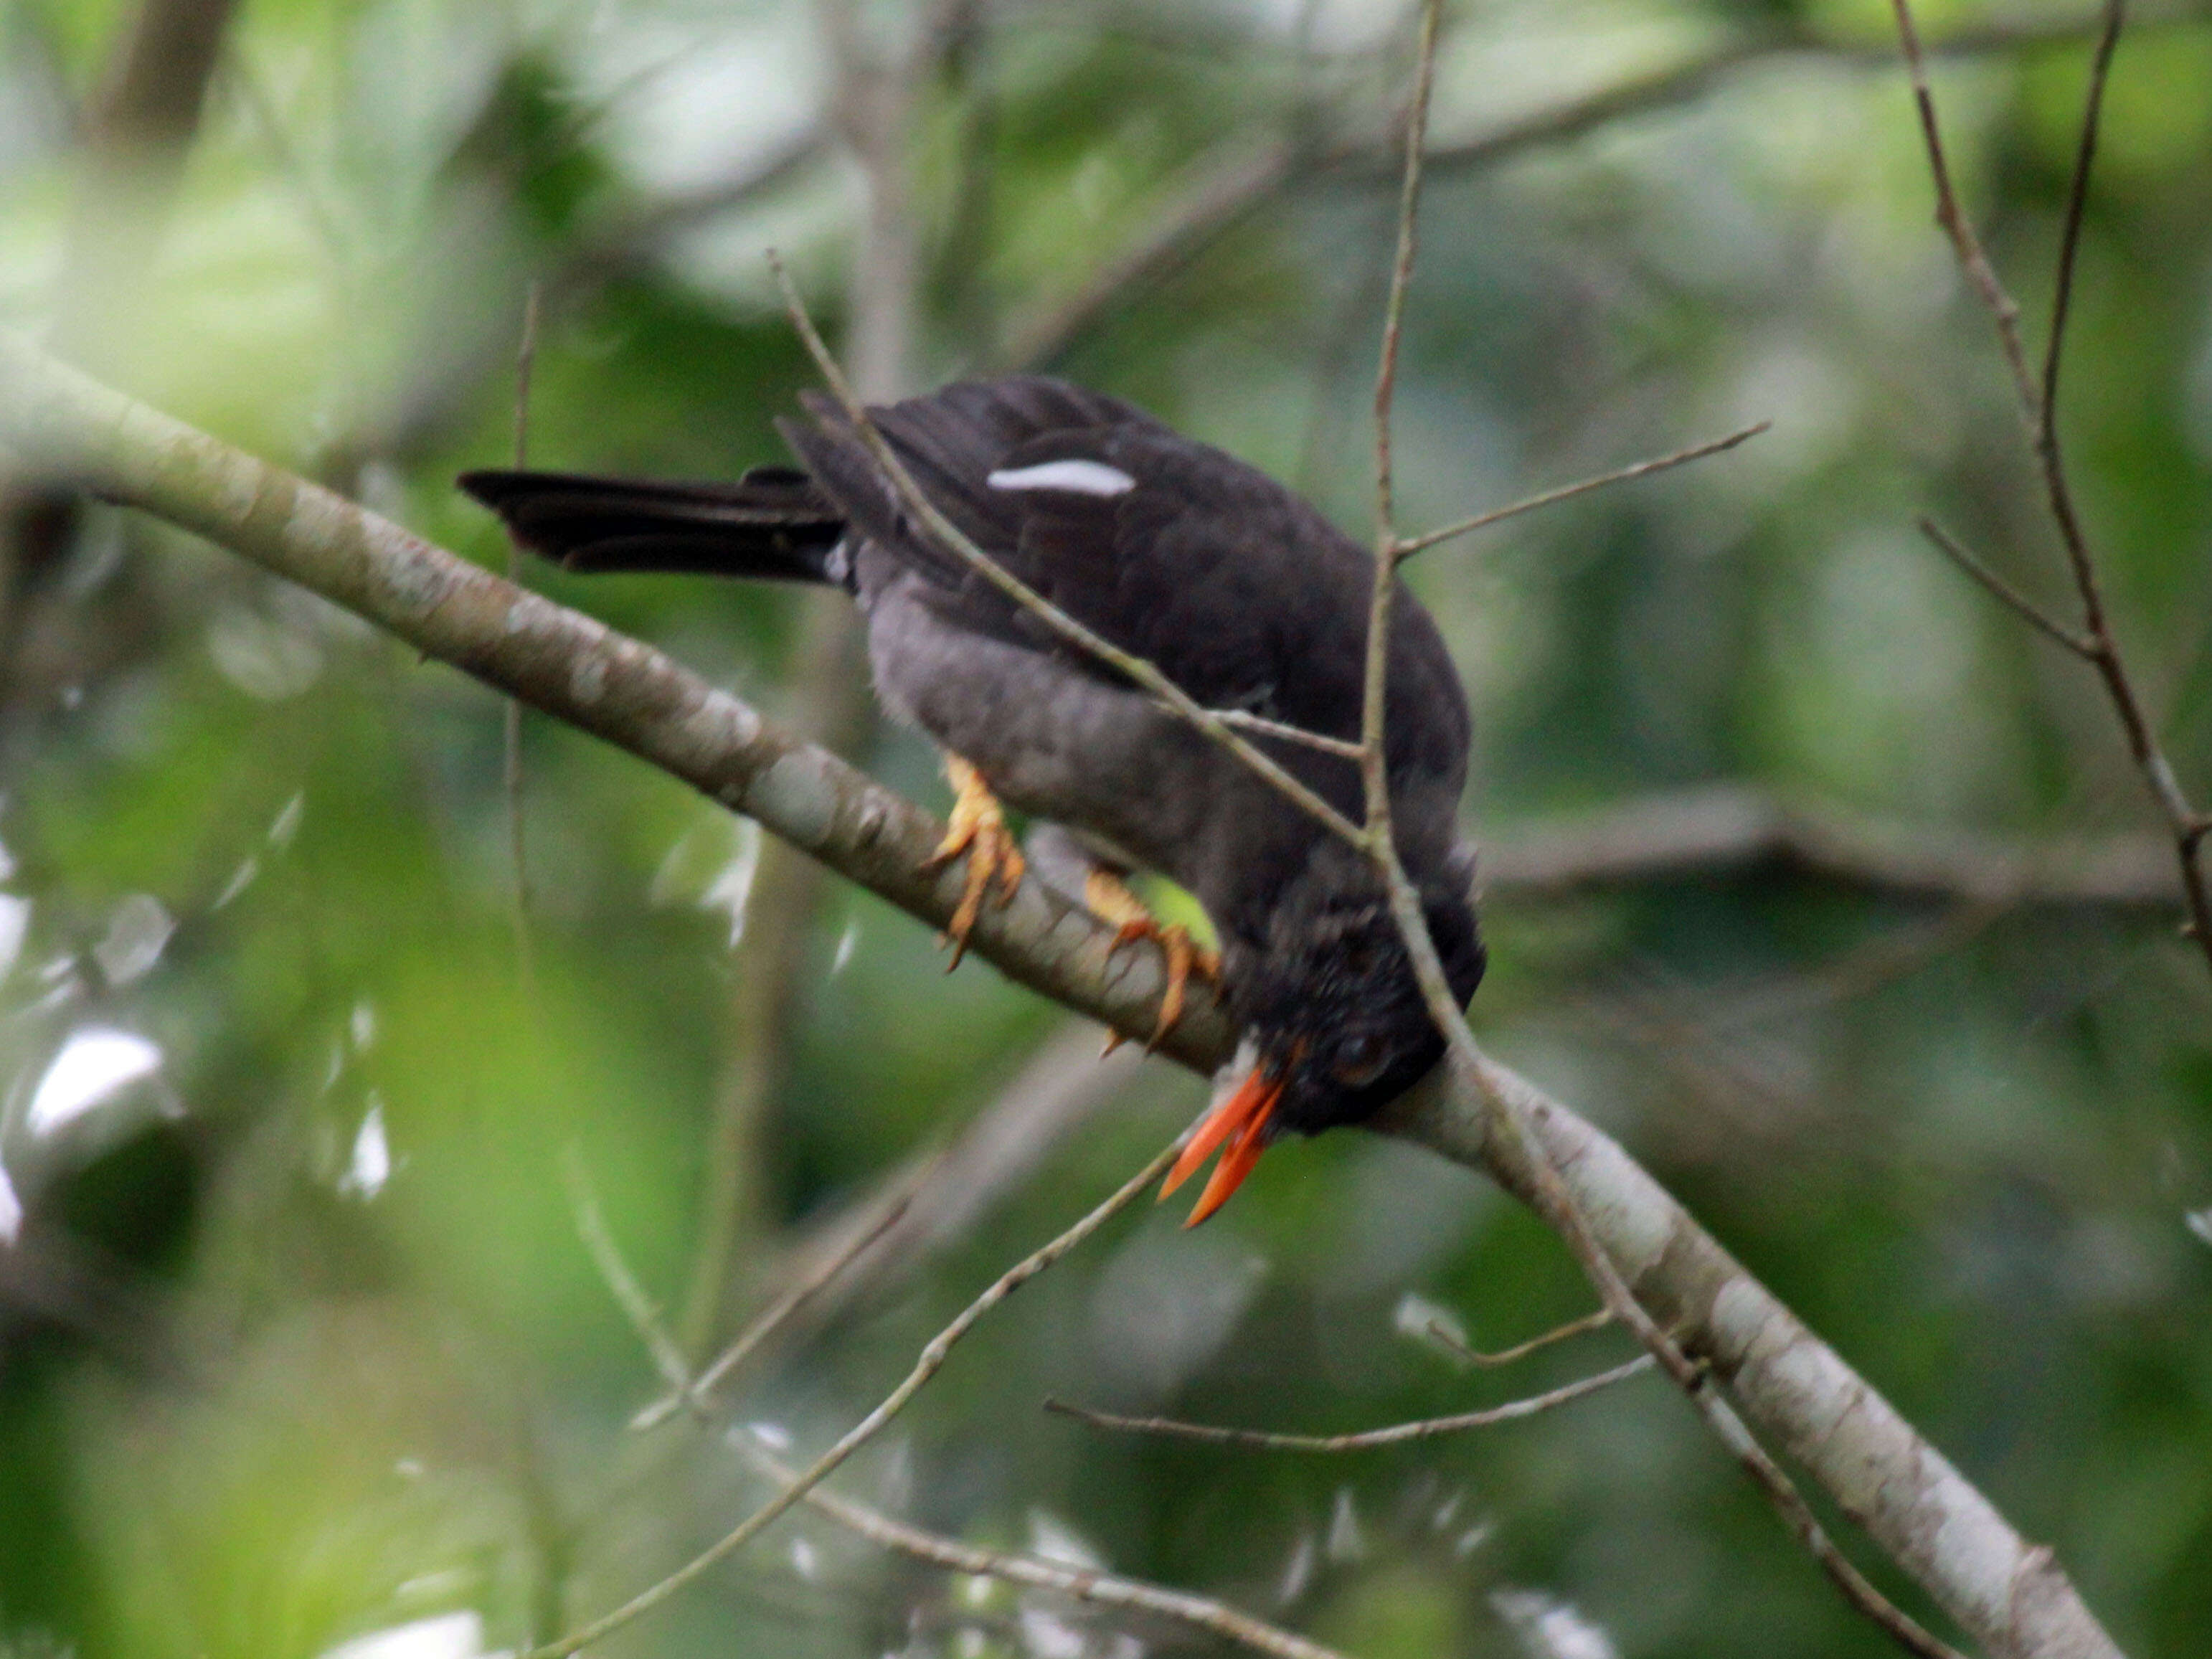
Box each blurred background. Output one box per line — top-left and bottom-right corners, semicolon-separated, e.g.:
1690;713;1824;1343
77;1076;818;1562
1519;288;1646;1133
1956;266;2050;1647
3;0;2211;1654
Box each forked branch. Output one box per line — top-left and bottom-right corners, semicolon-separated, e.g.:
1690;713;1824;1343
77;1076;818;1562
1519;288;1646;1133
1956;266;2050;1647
1891;0;2212;976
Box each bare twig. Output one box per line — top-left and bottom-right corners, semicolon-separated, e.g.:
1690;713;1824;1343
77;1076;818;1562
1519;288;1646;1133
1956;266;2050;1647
1395;421;1769;559
567;1146;1347;1659
633;1185;917;1432
1209;706;1367;760
1916;519;2093;656
1427;1306;1614;1368
1892;0;2212;977
565;1149;694;1402
1351;0;1442;859
1890;1;2039;422
2041;8;2122;432
745;1021;1153;1341
524;1134;1185;1659
767;251;1366;849
734;1435;1351;1659
511;283;541;471
1045;1356;1653;1451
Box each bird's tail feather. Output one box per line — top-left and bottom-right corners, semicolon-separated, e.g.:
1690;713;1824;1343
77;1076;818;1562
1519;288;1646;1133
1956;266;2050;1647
457;466;849;585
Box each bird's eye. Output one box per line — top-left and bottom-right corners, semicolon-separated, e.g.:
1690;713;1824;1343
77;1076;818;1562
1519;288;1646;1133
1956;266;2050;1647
1330;1033;1387;1088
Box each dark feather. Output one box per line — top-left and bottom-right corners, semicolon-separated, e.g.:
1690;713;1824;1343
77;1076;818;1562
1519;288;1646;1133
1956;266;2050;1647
456;466;848;584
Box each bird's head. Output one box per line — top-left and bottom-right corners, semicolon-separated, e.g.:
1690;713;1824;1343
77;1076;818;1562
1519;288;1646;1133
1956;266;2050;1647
1161;840;1485;1224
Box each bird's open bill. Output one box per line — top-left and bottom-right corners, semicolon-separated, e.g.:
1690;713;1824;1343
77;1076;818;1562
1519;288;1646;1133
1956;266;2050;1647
1160;1066;1284;1226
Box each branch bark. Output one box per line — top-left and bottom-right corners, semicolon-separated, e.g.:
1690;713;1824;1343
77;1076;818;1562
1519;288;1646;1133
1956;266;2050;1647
1478;783;2178;910
0;333;2124;1659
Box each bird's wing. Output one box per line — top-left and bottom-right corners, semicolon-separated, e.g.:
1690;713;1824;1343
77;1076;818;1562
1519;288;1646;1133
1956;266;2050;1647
781;377;1468;799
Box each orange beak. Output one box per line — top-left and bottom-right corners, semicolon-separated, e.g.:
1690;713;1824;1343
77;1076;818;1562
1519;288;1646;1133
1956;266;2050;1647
1159;1067;1284;1227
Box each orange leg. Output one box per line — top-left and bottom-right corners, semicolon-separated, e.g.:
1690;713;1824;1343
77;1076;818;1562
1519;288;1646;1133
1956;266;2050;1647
924;755;1026;968
1084;869;1222;1051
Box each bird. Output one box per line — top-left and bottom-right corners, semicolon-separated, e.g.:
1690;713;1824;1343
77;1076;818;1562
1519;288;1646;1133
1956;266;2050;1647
460;375;1485;1224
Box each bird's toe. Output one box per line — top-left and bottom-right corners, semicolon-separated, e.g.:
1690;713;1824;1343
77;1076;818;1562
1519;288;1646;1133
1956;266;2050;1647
928;755;1024;969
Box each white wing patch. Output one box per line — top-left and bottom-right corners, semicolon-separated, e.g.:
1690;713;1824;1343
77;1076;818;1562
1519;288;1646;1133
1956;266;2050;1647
985;459;1136;498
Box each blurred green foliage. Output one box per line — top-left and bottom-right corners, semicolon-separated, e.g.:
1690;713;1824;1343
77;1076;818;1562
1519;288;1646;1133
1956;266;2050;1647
2;1;2210;1656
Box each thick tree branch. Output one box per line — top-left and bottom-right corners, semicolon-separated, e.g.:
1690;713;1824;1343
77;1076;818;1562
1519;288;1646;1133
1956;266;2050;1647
0;334;2122;1659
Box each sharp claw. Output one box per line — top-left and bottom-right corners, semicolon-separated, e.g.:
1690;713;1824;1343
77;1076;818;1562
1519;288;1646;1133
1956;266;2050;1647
944;853;993;970
930;757;1023;970
1100;1028;1127;1057
1084;869;1222;1049
1144;928;1192;1052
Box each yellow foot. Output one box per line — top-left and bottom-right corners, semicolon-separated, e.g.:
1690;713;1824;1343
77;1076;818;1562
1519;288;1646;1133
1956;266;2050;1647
925;755;1024;969
1085;869;1222;1051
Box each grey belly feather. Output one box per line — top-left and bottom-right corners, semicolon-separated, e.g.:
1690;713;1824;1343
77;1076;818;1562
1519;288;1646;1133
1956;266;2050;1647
859;552;1232;893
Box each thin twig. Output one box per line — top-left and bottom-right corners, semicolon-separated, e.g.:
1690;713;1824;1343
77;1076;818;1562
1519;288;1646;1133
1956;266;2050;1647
632;1184;918;1431
1209;706;1366;760
733;1437;1351;1659
1351;0;1443;869
1045;1356;1653;1451
525;1135;1186;1659
1887;0;2041;427
568;1156;1348;1659
767;250;1366;849
1395;422;1769;558
564;1148;692;1402
2040;2;2122;443
1366;0;1436;573
1427;1306;1615;1368
1916;519;2093;656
